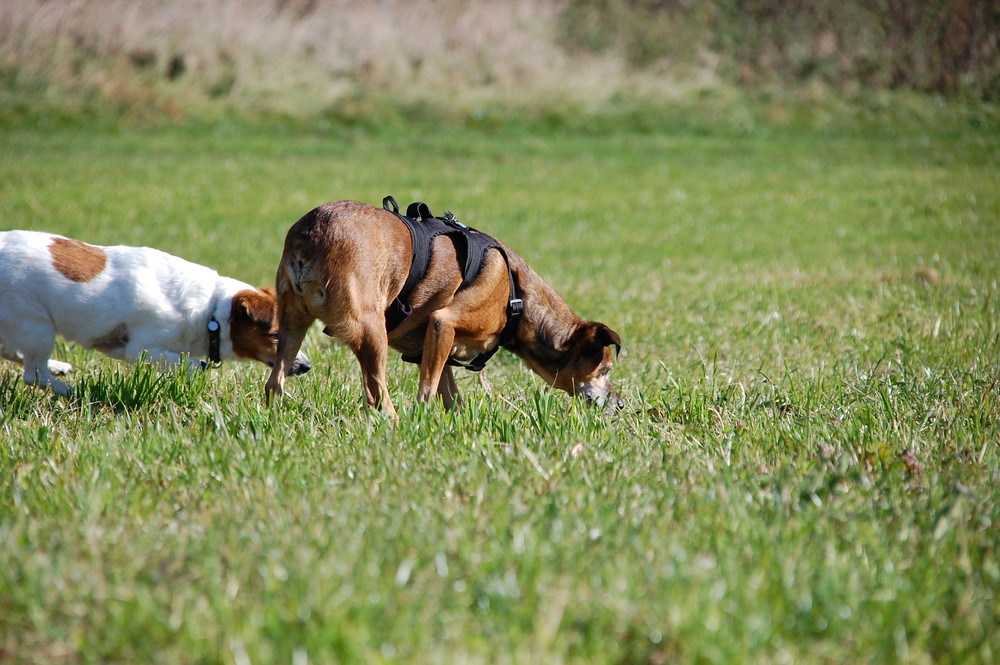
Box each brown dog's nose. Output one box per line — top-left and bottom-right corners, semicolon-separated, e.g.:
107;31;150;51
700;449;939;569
605;392;624;413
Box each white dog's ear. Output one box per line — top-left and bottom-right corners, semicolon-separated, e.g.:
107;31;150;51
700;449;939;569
232;293;251;317
232;290;274;326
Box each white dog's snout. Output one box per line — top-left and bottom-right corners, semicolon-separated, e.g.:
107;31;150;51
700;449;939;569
289;351;312;376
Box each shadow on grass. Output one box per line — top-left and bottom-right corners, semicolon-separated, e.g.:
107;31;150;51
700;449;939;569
2;360;211;419
69;361;209;413
0;372;45;421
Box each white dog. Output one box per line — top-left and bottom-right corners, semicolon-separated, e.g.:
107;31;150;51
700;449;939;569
0;230;311;395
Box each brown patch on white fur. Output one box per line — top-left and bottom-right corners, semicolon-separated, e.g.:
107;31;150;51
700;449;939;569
49;237;107;282
91;322;130;352
229;288;282;365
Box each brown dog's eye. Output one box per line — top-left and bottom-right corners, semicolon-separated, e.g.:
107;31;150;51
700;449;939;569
269;333;280;343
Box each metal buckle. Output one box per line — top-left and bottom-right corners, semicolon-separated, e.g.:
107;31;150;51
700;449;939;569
508;298;524;317
442;211;468;230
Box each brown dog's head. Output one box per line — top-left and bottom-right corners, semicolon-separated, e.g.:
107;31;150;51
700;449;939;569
531;321;623;412
230;287;312;375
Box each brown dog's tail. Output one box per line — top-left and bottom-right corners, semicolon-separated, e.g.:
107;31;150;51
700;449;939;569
281;255;315;297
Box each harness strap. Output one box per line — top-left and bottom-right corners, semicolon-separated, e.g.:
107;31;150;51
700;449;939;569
385;196;466;331
445;245;522;372
382;195;522;372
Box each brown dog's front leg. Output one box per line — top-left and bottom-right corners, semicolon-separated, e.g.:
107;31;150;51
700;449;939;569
417;314;455;406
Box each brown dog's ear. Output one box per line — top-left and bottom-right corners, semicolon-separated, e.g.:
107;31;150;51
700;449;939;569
568;322;623;359
597;324;622;357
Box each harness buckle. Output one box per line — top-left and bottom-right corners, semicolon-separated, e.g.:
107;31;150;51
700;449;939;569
442;211;468;230
508;298;524;317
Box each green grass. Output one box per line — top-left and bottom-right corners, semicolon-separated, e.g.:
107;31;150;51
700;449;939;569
1;106;998;664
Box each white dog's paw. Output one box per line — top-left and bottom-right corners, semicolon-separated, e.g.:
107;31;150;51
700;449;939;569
47;360;74;376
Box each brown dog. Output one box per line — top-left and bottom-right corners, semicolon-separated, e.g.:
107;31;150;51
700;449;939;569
264;199;622;416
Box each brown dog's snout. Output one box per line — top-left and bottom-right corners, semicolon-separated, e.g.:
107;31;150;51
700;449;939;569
577;382;623;413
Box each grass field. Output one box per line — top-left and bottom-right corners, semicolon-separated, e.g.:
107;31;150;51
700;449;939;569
1;107;999;663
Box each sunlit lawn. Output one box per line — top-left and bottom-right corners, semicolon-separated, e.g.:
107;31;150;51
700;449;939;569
1;110;998;663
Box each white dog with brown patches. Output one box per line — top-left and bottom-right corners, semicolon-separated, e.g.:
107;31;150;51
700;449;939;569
0;230;311;395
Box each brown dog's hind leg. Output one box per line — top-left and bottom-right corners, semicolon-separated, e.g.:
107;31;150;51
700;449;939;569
477;369;492;396
351;315;397;416
265;303;313;404
438;365;462;411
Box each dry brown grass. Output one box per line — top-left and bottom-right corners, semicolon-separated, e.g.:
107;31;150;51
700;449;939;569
1;0;685;118
3;0;995;123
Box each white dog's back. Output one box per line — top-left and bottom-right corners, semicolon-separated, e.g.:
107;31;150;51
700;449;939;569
0;230;310;395
0;230;229;354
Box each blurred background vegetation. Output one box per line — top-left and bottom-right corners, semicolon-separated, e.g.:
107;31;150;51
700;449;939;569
0;0;997;128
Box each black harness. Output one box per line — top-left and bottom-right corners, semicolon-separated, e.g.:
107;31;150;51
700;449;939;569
382;195;523;372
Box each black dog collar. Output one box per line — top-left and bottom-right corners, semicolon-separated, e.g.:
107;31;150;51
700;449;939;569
207;316;222;365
